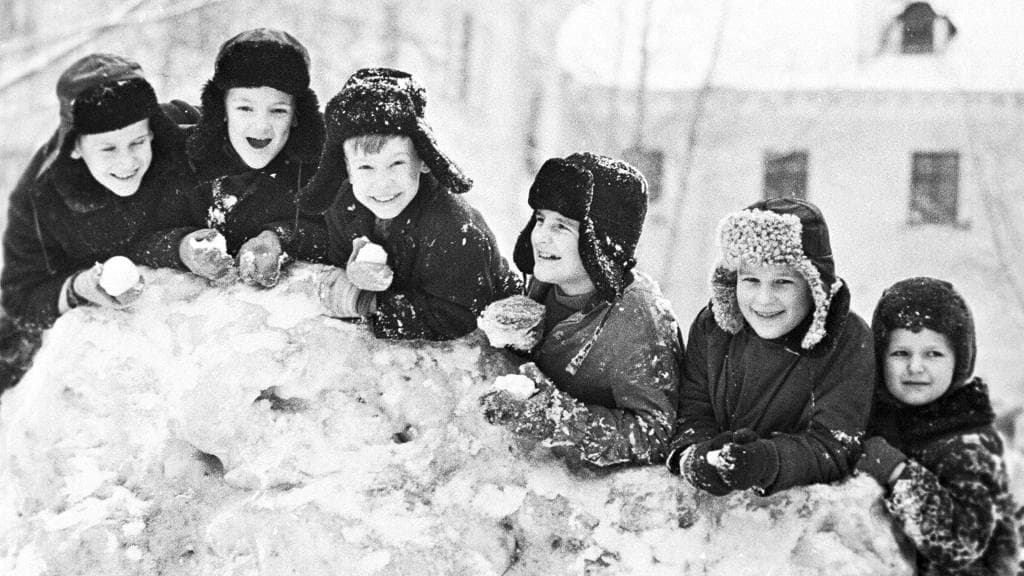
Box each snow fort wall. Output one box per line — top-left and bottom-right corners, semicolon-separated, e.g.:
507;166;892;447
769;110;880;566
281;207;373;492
0;264;913;575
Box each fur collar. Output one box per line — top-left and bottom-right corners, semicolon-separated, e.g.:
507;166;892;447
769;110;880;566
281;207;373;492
870;378;996;448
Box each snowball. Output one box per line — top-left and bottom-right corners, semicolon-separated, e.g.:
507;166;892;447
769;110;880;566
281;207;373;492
706;449;723;468
490;374;537;400
355;240;388;264
477;295;545;351
98;256;141;297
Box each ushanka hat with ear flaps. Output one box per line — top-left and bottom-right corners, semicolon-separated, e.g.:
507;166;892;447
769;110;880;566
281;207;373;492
711;197;840;350
513;152;648;302
872;276;976;388
39;53;160;175
187;28;324;170
298;67;473;215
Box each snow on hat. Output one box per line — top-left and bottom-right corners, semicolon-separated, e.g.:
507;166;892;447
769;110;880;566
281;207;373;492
298;67;472;215
187;28;323;172
39;53;157;175
710;197;840;349
513;152;648;302
872;276;976;387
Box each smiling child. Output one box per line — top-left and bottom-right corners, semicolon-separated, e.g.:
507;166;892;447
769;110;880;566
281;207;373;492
666;197;874;496
858;277;1019;575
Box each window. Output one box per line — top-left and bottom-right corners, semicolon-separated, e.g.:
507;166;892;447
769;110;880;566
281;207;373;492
763;150;808;201
623;146;665;202
900;3;936;54
910;152;959;225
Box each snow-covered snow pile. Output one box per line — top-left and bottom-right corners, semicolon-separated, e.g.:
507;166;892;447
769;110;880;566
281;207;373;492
0;264;913;576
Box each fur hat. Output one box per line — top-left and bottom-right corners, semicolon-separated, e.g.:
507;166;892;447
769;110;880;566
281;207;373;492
872;276;976;387
40;53;159;175
187;28;323;172
298;67;472;214
512;152;648;302
710;197;840;349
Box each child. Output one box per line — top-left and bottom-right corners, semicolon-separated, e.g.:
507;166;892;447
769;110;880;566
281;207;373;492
666;197;874;495
1;53;198;390
182;28;328;288
299;67;519;340
858;277;1019;575
479;153;683;468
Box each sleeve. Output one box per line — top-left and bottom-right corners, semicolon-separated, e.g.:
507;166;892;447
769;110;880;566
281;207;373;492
668;308;721;454
763;314;875;493
127;177;202;270
885;444;1006;571
1;180;71;327
262;211;330;263
371;219;507;341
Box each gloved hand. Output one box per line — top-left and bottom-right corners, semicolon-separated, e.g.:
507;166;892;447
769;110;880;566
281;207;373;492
717;428;780;491
179;229;237;285
69;264;130;309
856;436;908;486
680;431;736;496
238;230;284;288
480;362;556;439
346;237;394;292
318;267;364;318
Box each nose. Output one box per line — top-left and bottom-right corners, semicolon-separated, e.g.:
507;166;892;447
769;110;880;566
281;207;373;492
532;219;552;245
753;283;775;305
907;353;924;373
253;113;273;136
114;149;140;170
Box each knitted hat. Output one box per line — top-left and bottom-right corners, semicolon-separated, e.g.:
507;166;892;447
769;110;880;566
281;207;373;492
187;28;324;171
513;152;648;302
710;197;840;349
39;54;159;175
298;67;472;214
872;276;976;388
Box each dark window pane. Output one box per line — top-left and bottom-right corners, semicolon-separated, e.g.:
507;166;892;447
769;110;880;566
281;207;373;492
910;152;958;224
901;2;936;54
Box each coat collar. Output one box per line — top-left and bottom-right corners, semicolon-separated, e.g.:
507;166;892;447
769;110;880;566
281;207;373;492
870;378;996;448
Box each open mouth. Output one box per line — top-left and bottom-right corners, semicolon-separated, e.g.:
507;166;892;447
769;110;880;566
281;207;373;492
246;137;272;149
370;192;401;204
535;251;560;261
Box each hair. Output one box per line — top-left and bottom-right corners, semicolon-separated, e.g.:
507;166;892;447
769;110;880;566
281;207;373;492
345;134;409;156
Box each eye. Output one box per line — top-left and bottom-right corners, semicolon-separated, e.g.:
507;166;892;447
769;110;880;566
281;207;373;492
271;107;291;115
774;277;794;285
534;213;545;224
926;350;947;358
356;164;373;171
889;350;909;357
234;105;253;113
100;146;117;153
391;160;407;167
739;276;759;284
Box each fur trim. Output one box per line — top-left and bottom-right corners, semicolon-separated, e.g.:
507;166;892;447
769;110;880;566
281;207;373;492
72;77;159;135
211;29;311;95
709;207;836;349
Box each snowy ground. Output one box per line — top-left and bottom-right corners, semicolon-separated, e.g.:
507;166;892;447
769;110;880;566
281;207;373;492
0;265;916;576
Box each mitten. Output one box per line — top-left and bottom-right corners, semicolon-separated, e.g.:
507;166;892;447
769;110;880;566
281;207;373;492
680;431;736;496
179;229;237;285
480;389;526;426
856;436;908;486
238;230;285;288
68;265;128;309
717;428;780;491
346;237;394;292
318;267;365;318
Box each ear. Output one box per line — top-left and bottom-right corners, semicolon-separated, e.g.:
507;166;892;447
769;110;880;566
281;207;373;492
420;164;430;174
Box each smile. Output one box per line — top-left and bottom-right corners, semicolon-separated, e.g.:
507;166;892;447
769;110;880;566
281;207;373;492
370;192;401;203
535;251;560;261
246;137;272;149
901;380;931;387
110;169;139;181
751;309;783;319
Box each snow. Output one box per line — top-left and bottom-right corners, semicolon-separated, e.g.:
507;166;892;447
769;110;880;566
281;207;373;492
0;264;915;575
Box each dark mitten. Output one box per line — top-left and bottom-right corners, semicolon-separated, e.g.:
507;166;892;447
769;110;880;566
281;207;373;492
856;436;907;486
717;429;780;491
680;431;735;496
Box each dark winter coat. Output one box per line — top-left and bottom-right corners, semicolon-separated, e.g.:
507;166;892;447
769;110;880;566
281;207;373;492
669;283;874;494
870;379;1019;576
186;141;328;261
1;117;196;329
516;272;683;467
326;176;520;340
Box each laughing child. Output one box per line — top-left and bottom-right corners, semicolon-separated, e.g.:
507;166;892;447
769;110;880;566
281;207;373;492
857;277;1019;575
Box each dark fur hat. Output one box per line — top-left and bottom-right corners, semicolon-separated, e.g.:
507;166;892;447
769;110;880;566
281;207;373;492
513;152;648;302
186;28;323;172
872;276;976;387
298;67;472;215
710;197;839;349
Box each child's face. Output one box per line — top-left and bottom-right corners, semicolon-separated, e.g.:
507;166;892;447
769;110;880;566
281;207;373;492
530;209;595;296
344;135;424;220
884;327;956;406
225;86;295;169
735;262;813;340
72;118;153;197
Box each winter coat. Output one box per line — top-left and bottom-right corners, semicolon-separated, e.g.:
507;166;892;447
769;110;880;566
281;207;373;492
514;272;683;467
1;122;196;329
870;379;1019;576
670;283;874;494
326;176;520;340
186;142;328;261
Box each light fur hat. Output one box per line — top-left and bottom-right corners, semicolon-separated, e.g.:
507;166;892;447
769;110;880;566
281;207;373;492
710;197;841;349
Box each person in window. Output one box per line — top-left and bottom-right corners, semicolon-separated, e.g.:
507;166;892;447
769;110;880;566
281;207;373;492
1;53;198;392
182;28;328;288
301;67;520;340
478;153;683;468
666;198;874;495
858;277;1019;575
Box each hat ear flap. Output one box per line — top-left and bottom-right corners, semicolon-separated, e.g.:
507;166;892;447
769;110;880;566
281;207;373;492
513;214;537;276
